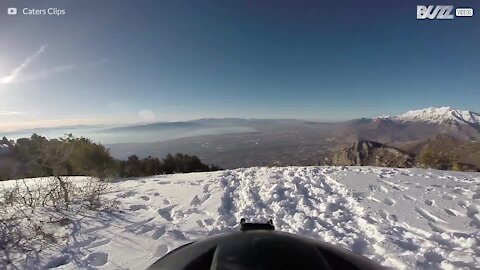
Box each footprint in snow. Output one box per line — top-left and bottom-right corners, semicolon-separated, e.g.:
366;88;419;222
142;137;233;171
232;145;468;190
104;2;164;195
154;244;169;257
370;184;388;193
442;194;455;200
401;195;417;201
377;209;397;222
139;195;150;201
452;188;468;195
152;226;166;240
125;217;155;230
378;174;389;179
157;181;169;185
379;186;389;193
189;182;201;186
43;255;69;269
443;208;464;217
190;195;202;206
167;229;187;240
415;207;446;223
117;190;137;198
378;209;389;220
383;198;396;206
135;224;156;235
85;252;108;267
158;206;175;221
129;204;148;211
472;190;480;200
203;218;214;226
352;192;367;201
458;200;470;209
196;219;205;228
424;199;435;206
365;214;380;224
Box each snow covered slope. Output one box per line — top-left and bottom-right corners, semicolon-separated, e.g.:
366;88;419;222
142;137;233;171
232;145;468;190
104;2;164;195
2;167;480;269
386;107;480;125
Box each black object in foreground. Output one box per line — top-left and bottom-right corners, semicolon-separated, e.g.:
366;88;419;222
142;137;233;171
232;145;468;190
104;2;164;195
147;218;386;270
240;218;275;231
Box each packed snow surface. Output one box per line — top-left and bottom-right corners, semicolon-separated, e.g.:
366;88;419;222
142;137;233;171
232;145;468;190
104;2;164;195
385;107;480;125
2;166;480;269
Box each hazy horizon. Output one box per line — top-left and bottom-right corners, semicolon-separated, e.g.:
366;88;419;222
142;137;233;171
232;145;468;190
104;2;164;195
2;105;480;134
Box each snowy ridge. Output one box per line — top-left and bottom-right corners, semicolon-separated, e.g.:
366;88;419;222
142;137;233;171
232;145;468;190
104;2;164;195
2;167;480;269
374;114;392;119
385;107;480;125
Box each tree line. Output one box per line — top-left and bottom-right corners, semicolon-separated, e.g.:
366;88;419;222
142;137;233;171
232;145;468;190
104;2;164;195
0;134;221;181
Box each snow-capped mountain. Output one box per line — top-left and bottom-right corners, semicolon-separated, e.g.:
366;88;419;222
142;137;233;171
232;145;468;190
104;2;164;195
345;107;480;143
385;107;480;125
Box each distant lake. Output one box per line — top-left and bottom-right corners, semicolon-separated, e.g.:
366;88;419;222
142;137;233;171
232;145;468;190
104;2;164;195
2;126;256;144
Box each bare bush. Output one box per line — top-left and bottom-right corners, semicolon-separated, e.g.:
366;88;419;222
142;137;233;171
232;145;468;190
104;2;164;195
0;134;118;266
0;176;113;266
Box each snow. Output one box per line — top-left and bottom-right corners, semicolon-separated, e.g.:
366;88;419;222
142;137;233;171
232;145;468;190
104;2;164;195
385;107;480;125
1;166;480;269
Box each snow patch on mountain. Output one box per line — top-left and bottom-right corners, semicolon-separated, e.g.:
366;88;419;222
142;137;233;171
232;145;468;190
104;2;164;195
386;107;480;125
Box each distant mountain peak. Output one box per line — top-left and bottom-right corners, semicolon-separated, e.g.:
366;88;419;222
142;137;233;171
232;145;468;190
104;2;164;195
373;114;391;119
382;107;480;125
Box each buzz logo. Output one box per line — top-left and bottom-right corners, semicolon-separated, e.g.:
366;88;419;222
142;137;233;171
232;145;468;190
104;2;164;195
417;5;454;19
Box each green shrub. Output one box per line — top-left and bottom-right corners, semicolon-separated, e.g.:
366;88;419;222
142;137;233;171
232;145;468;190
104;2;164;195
1;134;221;181
417;150;457;170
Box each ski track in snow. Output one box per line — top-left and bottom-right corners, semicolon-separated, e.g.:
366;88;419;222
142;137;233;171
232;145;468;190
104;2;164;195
1;167;479;269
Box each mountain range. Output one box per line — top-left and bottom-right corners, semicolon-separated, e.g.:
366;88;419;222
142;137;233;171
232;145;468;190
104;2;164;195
343;107;480;143
102;107;480;142
2;107;479;170
102;107;480;170
379;107;480;125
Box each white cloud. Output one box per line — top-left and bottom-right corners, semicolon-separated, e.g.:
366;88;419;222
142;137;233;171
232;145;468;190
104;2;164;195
0;45;108;85
1;45;48;84
0;111;26;116
18;58;108;83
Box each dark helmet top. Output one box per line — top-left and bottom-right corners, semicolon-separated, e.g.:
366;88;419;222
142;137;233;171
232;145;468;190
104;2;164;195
147;219;385;270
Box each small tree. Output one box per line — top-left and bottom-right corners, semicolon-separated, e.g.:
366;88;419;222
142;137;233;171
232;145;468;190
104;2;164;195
141;156;164;175
162;153;176;174
37;138;73;207
417;150;457;170
63;135;116;178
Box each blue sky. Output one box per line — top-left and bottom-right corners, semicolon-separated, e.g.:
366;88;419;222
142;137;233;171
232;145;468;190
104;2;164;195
0;0;479;131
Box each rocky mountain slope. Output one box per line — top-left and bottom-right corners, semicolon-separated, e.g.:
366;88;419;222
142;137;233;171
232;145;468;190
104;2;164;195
397;134;480;171
326;140;414;167
327;136;480;172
